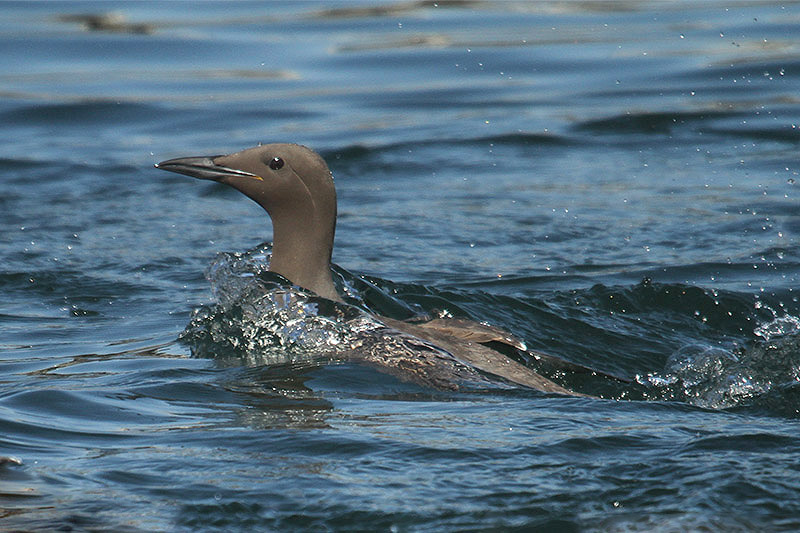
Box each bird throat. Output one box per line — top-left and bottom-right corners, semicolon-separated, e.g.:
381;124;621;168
268;211;340;301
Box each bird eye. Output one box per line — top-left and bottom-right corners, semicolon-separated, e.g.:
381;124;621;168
269;157;284;170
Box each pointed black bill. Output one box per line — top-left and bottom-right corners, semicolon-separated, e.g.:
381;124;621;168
154;155;261;181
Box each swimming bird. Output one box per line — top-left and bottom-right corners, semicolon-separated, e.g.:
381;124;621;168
156;143;596;395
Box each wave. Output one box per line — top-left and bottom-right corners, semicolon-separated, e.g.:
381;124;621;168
179;243;800;409
0;100;166;125
575;110;746;135
324;132;572;162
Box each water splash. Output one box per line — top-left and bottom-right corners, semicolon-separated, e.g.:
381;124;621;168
638;344;763;408
180;243;380;367
639;331;800;410
753;300;800;342
632;288;800;408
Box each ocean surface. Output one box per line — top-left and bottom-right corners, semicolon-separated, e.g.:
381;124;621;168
2;1;800;531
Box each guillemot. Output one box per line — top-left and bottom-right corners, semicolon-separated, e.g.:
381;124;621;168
157;143;598;395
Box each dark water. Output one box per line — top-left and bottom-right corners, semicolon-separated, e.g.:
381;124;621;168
2;1;800;530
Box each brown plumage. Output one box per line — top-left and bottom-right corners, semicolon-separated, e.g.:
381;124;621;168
156;143;587;395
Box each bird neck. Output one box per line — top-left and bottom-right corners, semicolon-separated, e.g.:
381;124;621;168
268;209;340;302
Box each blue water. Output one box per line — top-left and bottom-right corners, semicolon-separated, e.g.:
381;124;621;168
2;1;800;530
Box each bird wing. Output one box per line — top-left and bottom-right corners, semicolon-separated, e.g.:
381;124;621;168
403;317;528;350
390;316;630;383
379;316;583;395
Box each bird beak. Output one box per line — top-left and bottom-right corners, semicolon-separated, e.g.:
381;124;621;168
154;155;262;181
